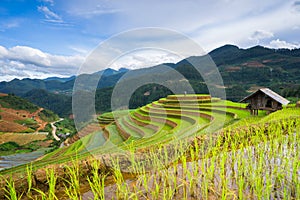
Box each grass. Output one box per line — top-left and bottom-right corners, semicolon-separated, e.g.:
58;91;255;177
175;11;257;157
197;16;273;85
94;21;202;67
14;118;37;125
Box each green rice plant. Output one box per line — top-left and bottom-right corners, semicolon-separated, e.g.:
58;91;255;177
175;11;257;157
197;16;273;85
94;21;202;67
111;158;130;199
125;141;139;174
237;173;245;199
1;97;300;199
200;172;209;199
33;168;58;200
26;164;33;195
219;152;229;200
165;176;176;200
140;172;149;194
189;146;199;198
171;159;178;194
32;189;47;200
291;156;300;199
46;168;58;200
151;173;160;199
64;159;82;200
3;176;22;200
87;159;107;200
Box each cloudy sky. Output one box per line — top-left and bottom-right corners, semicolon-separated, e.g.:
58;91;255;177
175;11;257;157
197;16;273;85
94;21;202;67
0;0;299;81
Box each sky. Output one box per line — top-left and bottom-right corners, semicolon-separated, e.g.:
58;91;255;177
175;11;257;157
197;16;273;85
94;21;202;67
0;0;299;81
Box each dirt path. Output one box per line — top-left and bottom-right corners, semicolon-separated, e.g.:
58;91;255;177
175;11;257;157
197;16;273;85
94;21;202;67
50;118;63;141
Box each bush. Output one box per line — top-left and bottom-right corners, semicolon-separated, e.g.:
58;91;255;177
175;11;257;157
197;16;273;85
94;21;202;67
38;109;59;122
0;141;20;151
22;128;35;133
39;123;52;133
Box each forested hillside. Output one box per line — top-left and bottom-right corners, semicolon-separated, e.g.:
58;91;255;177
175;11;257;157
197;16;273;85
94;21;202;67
0;45;299;117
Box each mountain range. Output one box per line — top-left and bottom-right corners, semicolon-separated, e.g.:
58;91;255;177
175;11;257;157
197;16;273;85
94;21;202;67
0;44;299;117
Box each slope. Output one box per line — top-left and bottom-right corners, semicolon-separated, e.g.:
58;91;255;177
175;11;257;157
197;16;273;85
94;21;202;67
0;93;59;133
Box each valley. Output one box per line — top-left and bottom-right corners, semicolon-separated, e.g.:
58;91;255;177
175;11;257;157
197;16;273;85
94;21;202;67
0;93;298;199
0;45;299;199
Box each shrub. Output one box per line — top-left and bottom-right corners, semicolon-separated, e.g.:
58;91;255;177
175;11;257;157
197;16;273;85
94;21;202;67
0;141;20;151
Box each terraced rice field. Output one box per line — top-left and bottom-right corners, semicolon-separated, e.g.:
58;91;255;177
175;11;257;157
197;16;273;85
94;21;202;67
97;94;250;150
1;94;300;200
1;95;251;173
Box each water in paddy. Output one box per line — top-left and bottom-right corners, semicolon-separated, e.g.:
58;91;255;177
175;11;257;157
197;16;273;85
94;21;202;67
0;148;48;171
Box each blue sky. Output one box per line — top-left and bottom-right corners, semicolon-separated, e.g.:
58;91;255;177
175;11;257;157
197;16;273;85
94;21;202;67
0;0;299;81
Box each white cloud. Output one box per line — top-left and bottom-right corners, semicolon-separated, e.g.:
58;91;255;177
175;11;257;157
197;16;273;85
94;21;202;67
292;25;300;30
2;0;300;81
109;49;182;70
69;46;89;55
0;46;8;58
61;0;299;52
292;1;300;11
38;6;62;22
249;30;274;42
268;39;300;49
2;21;19;29
188;0;300;52
0;19;21;31
0;45;85;81
65;0;122;18
72;8;122;18
37;5;73;26
40;0;55;5
8;46;51;66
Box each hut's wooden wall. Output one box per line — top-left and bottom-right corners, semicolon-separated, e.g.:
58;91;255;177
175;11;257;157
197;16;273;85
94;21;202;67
248;91;282;111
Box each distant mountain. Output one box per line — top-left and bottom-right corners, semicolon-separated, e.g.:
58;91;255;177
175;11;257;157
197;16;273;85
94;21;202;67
93;68;129;76
0;68;129;96
44;76;76;82
0;45;299;117
207;45;300;84
0;78;74;96
209;44;243;65
118;67;130;73
23;89;72;117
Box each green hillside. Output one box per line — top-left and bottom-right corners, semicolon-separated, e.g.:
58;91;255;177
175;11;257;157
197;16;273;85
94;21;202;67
0;94;60;156
0;94;299;199
2;94;256;169
0;94;58;121
0;94;39;113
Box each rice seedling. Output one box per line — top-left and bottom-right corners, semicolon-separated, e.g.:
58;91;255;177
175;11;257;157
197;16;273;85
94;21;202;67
46;168;58;200
64;158;82;200
26;164;33;195
3;177;22;200
86;159;107;200
33;168;58;200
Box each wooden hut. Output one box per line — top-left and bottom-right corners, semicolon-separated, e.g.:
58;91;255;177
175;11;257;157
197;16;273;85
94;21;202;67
240;88;290;115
